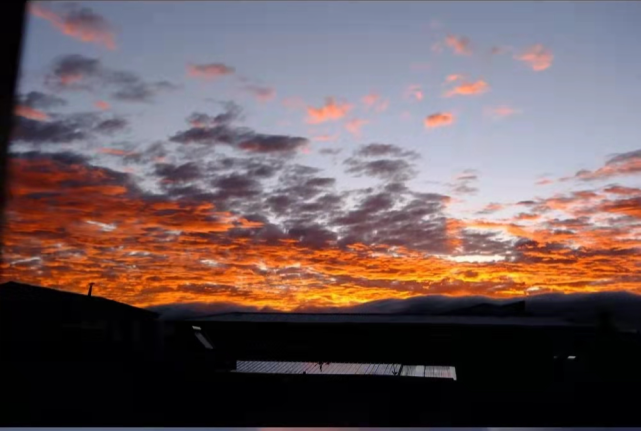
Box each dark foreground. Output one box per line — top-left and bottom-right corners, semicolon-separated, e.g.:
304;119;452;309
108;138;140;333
3;282;641;426
3;359;640;426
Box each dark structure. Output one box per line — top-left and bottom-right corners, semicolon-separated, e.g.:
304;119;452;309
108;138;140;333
0;281;161;361
2;281;641;426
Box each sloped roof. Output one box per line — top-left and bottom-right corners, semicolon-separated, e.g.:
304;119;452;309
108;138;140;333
0;281;158;319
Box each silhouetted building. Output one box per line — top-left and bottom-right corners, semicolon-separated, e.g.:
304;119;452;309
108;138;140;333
0;281;160;360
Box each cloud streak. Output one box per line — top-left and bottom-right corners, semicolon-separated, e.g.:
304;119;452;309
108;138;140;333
515;44;554;71
306;97;353;124
424;112;455;129
29;2;117;50
444;80;489;97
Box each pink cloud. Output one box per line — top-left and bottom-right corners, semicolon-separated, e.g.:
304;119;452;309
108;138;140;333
362;93;389;112
444;79;489;97
514;44;554;71
445;35;472;55
312;134;339;142
345;118;370;137
485;105;519;119
94;100;111;111
186;63;235;80
306;97;353;124
536;178;554;186
14;105;50;122
445;74;465;84
243;85;276;102
29;2;117;50
405;85;424;101
424;112;455;129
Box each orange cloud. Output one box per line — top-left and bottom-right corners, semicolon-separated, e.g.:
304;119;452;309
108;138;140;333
485;105;519;119
405;85;424;101
345;118;370;137
312;134;339;142
424;112;455;129
14;105;50;122
5;151;641;311
515;44;554;71
244;85;276;102
94;100;111;111
306;97;353;124
564;150;641;182
445;74;465;84
444;79;489;97
445;35;472;55
29;2;116;50
536;178;553;186
98;148;137;157
362;93;389;112
187;63;235;80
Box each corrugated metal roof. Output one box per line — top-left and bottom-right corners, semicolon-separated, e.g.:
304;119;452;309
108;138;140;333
235;361;456;379
189;312;577;328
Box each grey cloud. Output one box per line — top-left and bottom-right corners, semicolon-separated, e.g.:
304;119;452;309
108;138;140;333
355;143;420;159
45;54;178;103
17;91;67;109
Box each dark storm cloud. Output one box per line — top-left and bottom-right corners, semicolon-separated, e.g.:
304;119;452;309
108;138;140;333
355;143;420;159
346;158;416;181
238;134;307;154
17;91;67;109
449;169;480;196
319;148;342;156
13;150;89;166
170;103;308;156
331;185;452;253
154;162;202;184
45;54;178;103
344;143;419;182
12;116;89;144
12;111;129;144
93;117;129;135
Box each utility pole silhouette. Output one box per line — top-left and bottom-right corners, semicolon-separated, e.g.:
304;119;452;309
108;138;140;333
87;282;94;297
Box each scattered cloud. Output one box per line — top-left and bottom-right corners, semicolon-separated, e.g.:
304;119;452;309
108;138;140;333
306;97;353;124
445;74;465;84
444;79;489;97
564;149;641;182
345;118;370;137
29;2;117;50
242;85;276;102
170;102;308;156
424;112;455;129
14;105;50;122
478;203;505;215
485;105;520;119
12;111;129;145
515;44;554;71
449;169;479;195
445;35;472;55
362;93;389;112
186;63;235;80
312;134;339;142
94;100;111;111
536;178;554;186
45;54;178;103
405;85;424;101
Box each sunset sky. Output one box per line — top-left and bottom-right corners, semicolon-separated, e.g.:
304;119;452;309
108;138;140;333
3;1;641;311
